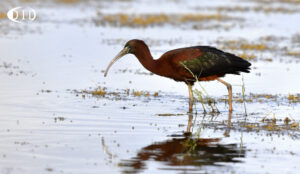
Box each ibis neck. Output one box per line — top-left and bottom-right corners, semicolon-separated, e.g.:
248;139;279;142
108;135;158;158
133;47;158;74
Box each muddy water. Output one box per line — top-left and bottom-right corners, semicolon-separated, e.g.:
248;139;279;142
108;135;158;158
1;0;300;174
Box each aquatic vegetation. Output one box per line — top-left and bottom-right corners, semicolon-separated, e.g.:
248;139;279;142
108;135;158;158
287;51;300;58
240;43;269;50
54;0;80;3
241;112;299;132
91;88;106;96
132;90;143;97
156;113;184;116
194;5;300;14
73;86;300;109
54;116;65;122
132;90;151;97
179;14;227;22
194;89;208;113
237;113;300;132
241;76;247;115
218;39;271;51
215;6;299;13
179;63;221;114
74;87;160;100
288;94;300;103
100;13;169;27
96;13;239;28
153;92;159;97
41;89;52;93
182;137;198;154
0;13;7;19
0;61;29;76
215;39;280;61
237;53;257;61
102;38;183;47
217;92;300;106
250;0;300;4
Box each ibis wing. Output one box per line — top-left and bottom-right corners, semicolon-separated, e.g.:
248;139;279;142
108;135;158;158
179;46;251;78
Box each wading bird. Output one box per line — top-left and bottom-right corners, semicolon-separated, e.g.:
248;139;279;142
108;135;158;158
104;39;251;113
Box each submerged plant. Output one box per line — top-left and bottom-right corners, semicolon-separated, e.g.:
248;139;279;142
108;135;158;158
180;63;220;114
241;76;247;116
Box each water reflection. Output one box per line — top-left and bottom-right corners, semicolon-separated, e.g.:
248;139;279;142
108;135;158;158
186;112;232;136
119;112;245;174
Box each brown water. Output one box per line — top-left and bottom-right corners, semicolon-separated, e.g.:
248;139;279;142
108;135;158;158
1;0;300;174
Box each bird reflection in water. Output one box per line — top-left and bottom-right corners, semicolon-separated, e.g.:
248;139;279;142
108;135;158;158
117;112;245;174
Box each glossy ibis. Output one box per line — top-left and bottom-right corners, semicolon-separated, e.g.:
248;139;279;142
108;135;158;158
104;39;251;113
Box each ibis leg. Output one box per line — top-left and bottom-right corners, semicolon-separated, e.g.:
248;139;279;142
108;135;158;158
188;84;194;113
224;112;232;137
187;113;193;133
216;78;233;113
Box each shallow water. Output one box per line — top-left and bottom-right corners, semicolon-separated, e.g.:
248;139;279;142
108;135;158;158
1;0;300;174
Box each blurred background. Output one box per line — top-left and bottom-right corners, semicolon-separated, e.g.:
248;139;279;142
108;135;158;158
0;0;300;174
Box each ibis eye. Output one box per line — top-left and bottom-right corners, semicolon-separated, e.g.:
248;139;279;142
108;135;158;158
124;46;131;53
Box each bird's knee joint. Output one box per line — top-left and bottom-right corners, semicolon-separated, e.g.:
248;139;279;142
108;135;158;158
226;84;232;90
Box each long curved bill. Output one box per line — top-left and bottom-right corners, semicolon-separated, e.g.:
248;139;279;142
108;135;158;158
104;47;129;77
